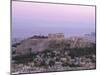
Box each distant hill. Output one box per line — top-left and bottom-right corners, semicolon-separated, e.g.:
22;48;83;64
84;32;96;43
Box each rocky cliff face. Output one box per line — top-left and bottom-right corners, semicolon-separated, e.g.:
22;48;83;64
15;38;49;55
13;37;95;55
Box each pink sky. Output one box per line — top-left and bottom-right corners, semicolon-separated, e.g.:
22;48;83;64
12;1;95;38
12;1;95;22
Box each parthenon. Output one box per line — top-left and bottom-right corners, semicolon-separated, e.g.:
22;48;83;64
48;33;64;40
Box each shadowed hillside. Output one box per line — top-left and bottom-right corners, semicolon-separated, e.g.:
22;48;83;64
12;37;96;73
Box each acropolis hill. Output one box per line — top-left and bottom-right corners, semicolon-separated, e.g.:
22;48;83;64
12;33;95;55
28;33;64;40
12;33;96;73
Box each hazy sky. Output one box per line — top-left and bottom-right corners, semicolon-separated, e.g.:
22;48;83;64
12;1;95;38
